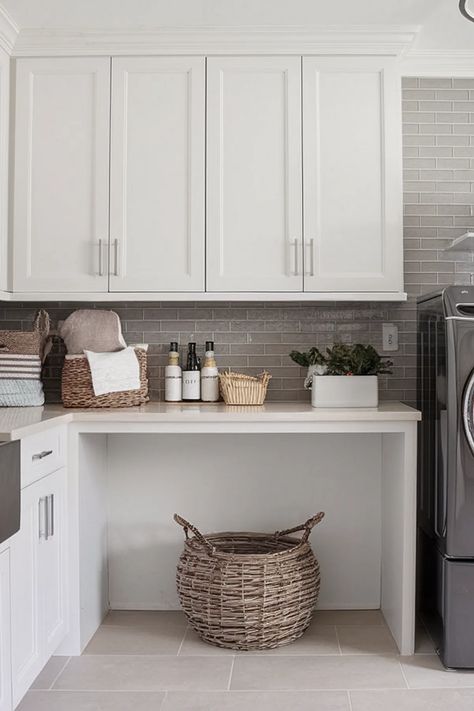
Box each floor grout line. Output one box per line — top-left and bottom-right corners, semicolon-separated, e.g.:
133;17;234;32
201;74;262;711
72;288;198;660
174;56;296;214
334;625;342;655
32;684;474;693
65;651;419;658
347;689;354;711
48;657;72;690
159;689;168;710
227;655;236;691
398;658;411;689
176;626;189;657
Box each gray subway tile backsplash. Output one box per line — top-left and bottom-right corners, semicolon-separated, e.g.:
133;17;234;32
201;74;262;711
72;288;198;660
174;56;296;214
7;76;474;407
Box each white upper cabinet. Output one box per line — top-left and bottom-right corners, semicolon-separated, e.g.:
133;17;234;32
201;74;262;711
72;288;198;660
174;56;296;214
12;57;110;293
10;52;404;299
206;56;303;292
302;57;403;294
109;57;205;292
0;48;9;293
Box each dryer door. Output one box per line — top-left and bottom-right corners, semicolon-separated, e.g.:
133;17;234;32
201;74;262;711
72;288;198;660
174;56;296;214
448;321;474;557
463;369;474;456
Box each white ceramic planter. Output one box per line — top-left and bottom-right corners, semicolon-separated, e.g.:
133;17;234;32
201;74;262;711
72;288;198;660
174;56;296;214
311;375;378;408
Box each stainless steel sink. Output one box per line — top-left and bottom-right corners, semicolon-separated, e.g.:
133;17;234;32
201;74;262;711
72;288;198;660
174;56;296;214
0;440;20;544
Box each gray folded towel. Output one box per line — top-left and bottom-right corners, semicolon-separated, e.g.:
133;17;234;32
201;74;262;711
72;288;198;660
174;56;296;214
59;309;127;355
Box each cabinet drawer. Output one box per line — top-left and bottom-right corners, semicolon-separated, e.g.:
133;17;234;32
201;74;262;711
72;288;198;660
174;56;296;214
21;427;66;487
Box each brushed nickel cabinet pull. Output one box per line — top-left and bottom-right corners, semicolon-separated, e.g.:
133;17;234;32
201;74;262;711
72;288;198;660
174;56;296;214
47;494;54;538
38;496;47;540
291;239;299;276
304;239;316;277
309;238;315;277
114;239;119;277
32;450;53;461
98;239;104;276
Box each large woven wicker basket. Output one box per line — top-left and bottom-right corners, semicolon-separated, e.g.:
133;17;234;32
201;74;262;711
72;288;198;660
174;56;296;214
61;347;149;408
219;370;271;405
174;512;324;650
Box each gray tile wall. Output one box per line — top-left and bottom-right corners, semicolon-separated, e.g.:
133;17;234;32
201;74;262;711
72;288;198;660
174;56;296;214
5;76;474;405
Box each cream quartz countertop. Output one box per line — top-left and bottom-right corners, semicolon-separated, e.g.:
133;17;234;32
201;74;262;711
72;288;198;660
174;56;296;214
0;401;421;441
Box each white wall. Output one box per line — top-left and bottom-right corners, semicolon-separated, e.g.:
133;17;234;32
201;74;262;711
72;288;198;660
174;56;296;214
4;0;474;51
0;0;434;30
79;435;108;648
4;0;474;53
106;433;382;611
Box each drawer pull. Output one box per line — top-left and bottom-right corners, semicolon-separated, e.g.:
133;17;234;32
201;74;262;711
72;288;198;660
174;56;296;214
32;449;53;461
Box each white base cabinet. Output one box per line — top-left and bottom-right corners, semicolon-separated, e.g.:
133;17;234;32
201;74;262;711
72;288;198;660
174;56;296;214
10;468;67;707
0;549;12;711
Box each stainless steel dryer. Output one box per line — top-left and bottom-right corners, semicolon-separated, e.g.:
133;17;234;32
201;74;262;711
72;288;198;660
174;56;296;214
418;286;474;668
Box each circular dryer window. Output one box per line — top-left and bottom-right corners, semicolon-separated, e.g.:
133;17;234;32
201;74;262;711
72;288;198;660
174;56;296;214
463;369;474;454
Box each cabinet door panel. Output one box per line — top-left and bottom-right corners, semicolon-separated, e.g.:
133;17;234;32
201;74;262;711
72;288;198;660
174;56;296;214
207;56;302;292
40;470;67;658
303;57;403;293
13;57;110;292
0;549;12;711
10;481;42;706
110;57;205;292
0;48;9;292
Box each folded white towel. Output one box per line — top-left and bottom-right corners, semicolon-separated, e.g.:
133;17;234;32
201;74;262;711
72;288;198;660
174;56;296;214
85;347;140;396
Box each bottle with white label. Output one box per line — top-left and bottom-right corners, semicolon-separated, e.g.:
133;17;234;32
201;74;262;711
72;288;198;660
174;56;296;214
164;341;182;402
201;341;219;402
182;342;201;401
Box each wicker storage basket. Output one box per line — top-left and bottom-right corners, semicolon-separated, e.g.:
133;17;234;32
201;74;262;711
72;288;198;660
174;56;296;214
61;347;149;408
0;310;50;357
174;512;324;650
219;370;271;405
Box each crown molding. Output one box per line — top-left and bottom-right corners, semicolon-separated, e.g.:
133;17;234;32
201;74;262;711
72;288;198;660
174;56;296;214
12;24;419;57
0;4;18;54
401;49;474;75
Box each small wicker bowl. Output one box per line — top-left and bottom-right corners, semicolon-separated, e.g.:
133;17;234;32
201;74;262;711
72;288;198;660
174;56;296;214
219;370;271;405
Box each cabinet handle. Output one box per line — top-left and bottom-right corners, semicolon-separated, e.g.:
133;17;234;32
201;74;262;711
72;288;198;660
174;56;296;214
47;494;54;538
32;449;53;461
309;238;315;277
98;239;104;276
38;496;47;540
291;239;299;276
113;239;119;277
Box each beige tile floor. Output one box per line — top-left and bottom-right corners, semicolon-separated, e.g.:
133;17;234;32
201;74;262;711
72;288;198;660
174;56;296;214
17;610;474;711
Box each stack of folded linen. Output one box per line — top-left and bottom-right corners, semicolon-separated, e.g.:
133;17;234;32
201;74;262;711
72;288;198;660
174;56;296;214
0;354;44;406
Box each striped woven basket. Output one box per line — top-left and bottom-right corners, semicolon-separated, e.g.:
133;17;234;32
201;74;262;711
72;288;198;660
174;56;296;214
174;512;324;650
0;310;50;358
61;347;149;408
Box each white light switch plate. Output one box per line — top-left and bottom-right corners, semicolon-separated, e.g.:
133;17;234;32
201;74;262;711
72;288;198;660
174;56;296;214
382;323;399;352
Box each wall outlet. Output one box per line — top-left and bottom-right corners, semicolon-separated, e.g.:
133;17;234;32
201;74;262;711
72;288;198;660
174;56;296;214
382;323;399;352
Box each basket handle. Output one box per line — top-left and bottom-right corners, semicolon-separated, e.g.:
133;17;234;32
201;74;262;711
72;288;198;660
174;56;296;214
174;514;215;555
33;309;50;338
274;512;325;543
